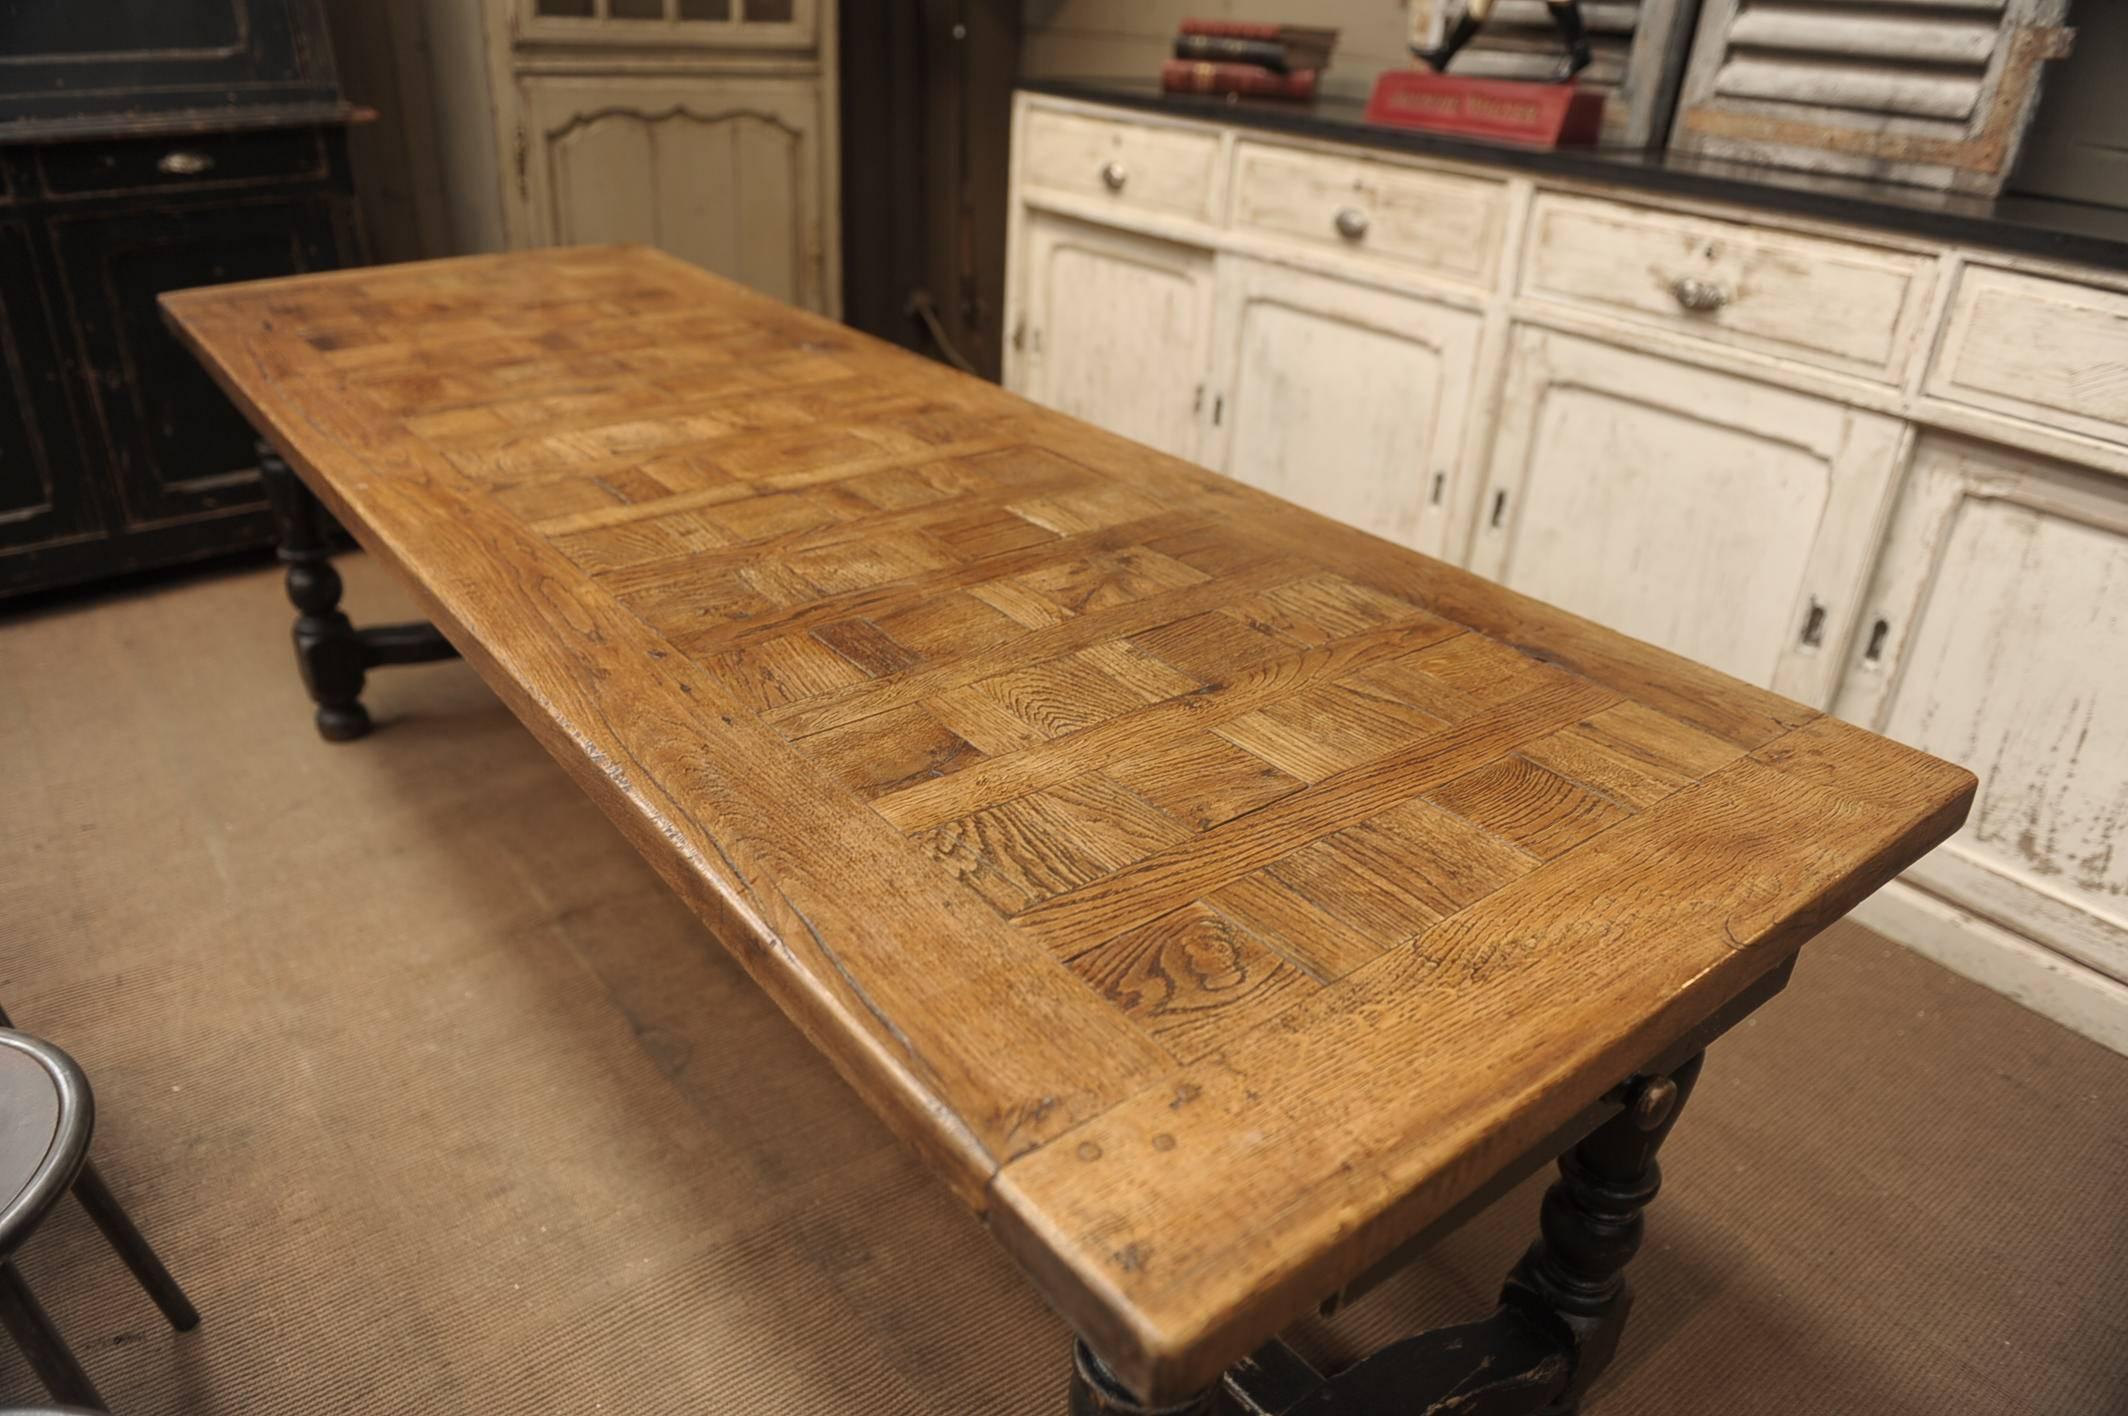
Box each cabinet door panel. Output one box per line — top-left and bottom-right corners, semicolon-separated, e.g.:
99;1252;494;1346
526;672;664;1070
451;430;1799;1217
0;0;337;124
521;77;827;312
1210;259;1479;558
1470;326;1902;703
1833;437;2128;985
1020;211;1212;463
54;197;340;531
0;221;101;567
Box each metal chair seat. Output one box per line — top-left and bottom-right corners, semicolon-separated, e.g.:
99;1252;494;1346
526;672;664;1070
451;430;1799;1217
0;1028;198;1413
0;1034;91;1258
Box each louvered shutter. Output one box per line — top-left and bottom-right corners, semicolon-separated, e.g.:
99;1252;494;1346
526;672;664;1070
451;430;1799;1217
1670;0;2075;194
1410;0;1702;147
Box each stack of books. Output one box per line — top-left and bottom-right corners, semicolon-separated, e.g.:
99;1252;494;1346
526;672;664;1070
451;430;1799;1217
1160;19;1338;101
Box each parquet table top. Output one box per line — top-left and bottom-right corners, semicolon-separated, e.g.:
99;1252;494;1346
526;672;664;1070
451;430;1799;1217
164;246;1974;1400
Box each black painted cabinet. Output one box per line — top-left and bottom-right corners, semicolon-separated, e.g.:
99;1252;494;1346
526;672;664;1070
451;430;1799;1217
0;0;362;598
56;195;343;531
0;220;98;563
0;0;340;129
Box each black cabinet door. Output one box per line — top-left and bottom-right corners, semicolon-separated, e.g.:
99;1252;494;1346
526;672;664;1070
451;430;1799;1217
0;221;103;563
53;195;340;532
0;0;339;124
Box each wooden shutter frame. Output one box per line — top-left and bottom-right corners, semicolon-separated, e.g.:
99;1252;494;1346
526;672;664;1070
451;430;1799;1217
1670;0;2074;195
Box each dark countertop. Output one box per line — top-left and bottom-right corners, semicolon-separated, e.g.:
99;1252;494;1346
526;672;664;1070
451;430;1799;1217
1023;78;2128;273
0;102;371;147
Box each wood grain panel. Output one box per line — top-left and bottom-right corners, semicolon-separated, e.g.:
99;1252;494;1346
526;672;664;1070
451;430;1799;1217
164;246;1974;1403
1521;191;1935;381
1927;263;2128;447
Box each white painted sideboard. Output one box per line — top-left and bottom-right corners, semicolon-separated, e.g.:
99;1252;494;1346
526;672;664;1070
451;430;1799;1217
1003;90;2128;1054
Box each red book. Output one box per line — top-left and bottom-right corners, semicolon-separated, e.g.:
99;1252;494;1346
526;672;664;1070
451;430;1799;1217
1177;19;1338;69
1179;19;1337;45
1365;70;1605;147
1161;60;1318;101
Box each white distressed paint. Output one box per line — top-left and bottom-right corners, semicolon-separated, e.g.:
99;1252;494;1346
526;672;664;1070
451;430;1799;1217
1836;436;2128;986
1520;191;1936;382
1725;8;2001;66
1232;142;1506;292
1021;210;1215;462
1674;0;2068;195
1713;56;1981;124
1208;257;1480;558
1855;882;2128;1058
1021;107;1222;226
1004;91;2128;1043
1470;325;1900;703
526;77;824;310
1929;263;2128;443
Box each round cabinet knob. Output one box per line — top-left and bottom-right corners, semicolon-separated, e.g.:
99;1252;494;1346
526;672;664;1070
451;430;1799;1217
1334;206;1370;241
1671;276;1729;312
157;150;215;177
1100;160;1128;192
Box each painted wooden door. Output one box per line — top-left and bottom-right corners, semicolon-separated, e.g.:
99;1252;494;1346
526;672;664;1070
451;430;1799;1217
1833;435;2128;989
518;74;829;311
1018;210;1213;463
1207;257;1480;559
1468;324;1904;704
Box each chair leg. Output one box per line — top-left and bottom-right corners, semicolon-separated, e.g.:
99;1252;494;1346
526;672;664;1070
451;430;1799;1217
0;1261;105;1410
72;1161;200;1332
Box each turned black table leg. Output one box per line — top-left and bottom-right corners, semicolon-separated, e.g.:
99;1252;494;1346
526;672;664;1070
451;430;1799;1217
1502;1052;1705;1415
256;439;460;742
1069;1338;1219;1416
1064;1048;1720;1416
259;439;371;742
1216;1053;1706;1416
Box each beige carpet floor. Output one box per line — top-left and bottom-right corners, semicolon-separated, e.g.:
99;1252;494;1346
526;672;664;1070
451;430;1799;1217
1;555;2123;1415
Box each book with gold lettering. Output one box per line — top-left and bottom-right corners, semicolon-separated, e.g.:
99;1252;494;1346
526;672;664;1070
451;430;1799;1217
1160;60;1319;101
1174;20;1338;73
1365;71;1603;146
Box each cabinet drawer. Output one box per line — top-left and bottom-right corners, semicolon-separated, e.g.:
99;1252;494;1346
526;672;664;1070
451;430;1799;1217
1020;108;1219;224
37;128;326;198
1232;142;1504;287
1520;193;1933;381
1926;265;2128;445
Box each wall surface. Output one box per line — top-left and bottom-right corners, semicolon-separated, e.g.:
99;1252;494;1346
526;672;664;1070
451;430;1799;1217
1021;0;1423;102
2012;0;2128;208
324;0;510;263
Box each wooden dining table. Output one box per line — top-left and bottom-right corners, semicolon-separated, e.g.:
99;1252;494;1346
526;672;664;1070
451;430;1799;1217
164;246;1973;1415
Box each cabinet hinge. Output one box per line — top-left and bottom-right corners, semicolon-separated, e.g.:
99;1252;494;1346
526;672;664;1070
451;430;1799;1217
514;124;529;203
1011;318;1026;353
